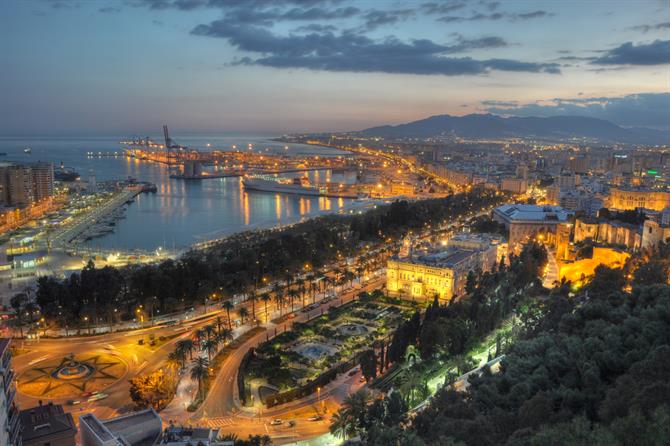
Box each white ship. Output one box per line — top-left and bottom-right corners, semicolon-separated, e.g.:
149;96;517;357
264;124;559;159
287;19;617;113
242;176;324;196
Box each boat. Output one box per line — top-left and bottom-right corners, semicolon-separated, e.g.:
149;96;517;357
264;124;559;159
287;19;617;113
23;147;32;154
54;163;80;182
242;176;323;196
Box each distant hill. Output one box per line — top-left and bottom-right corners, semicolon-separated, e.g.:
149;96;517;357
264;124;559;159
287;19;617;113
360;113;669;143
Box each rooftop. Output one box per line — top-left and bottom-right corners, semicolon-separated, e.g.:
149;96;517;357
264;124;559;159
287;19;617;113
494;204;571;222
19;403;77;443
415;249;478;268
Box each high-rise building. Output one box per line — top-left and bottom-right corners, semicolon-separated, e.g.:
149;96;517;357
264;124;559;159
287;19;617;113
0;163;54;208
31;162;54;202
5;165;34;207
0;338;21;446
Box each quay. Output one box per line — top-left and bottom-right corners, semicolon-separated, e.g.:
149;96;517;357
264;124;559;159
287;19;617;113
48;184;155;248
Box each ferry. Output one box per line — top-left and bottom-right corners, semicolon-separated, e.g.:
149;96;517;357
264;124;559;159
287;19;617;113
242;176;323;196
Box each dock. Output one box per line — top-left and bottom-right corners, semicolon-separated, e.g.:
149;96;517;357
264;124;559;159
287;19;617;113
49;185;150;248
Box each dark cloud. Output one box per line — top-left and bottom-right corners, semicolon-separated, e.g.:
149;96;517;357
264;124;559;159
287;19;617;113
482;93;670;128
192;22;560;76
445;35;508;53
363;9;414;30
439;10;553;22
99;6;122;13
293;23;337;33
129;0;343;10
421;1;466;15
517;10;550;19
282;6;359;20
592;40;670;65
629;21;670;32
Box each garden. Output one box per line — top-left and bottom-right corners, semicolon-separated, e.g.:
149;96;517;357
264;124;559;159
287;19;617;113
241;294;412;404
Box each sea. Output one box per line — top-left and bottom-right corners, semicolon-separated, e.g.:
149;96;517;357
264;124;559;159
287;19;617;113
0;135;358;252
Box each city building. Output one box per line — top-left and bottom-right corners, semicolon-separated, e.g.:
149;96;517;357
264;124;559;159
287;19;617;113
500;177;527;194
31;162;54;202
386;233;502;302
0;163;55;208
493;204;573;252
0;338;21;446
80;408;162;446
4;165;34;207
608;187;670;211
19;403;76;446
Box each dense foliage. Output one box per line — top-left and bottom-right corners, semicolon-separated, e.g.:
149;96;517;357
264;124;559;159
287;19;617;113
28;190;504;331
409;274;670;445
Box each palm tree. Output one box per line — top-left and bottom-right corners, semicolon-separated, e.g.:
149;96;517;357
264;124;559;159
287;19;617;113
296;277;306;308
201;339;218;361
203;324;216;342
260;292;271;323
176;339;195;360
287;289;299;312
222;300;234;330
217;328;233;346
190;356;210;398
171;347;187;369
274;289;285;316
248;290;257;322
330;409;354;440
400;368;423;407
166;351;182;375
238;307;249;325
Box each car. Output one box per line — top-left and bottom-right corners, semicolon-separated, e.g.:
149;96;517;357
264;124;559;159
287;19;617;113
270;419;282;426
307;415;322;421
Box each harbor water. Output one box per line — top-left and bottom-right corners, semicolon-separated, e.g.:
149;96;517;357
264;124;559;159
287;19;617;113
0;135;359;251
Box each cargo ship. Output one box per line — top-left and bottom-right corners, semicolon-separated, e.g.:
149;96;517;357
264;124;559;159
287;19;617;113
242;176;324;196
54;163;80;182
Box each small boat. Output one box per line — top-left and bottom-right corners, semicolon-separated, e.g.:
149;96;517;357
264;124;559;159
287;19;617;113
23;147;32;154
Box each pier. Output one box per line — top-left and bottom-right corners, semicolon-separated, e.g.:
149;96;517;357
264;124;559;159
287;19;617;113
48;185;152;249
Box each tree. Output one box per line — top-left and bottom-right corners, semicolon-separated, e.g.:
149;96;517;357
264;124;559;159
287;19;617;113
260;292;271;323
274;289;285;316
190;356;209;398
10;292;26;338
633;260;668;286
238;307;249;325
201;339;218;361
360;349;378;381
588;265;626;297
222;300;234;330
176;339;195;360
218;328;233;346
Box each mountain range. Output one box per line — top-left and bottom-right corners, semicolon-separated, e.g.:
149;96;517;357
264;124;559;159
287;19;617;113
360;114;669;144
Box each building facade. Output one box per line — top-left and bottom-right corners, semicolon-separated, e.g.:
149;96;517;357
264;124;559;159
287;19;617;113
493;204;572;252
0;339;21;446
386;233;501;302
608;187;670;211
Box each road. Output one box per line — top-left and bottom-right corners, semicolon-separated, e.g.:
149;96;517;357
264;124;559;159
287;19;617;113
189;277;385;444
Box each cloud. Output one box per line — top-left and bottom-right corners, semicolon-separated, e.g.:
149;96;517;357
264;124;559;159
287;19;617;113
99;6;122;13
129;0;343;10
592;40;670;65
293;23;337;33
439;10;553;22
363;9;414;30
192;22;560;76
482;93;670;128
629;21;670;33
444;35;508;53
421;1;466;15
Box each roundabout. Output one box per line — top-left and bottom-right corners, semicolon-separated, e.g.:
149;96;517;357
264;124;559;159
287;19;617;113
17;353;127;399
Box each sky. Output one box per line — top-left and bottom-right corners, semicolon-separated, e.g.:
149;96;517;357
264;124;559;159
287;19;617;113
1;0;669;135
